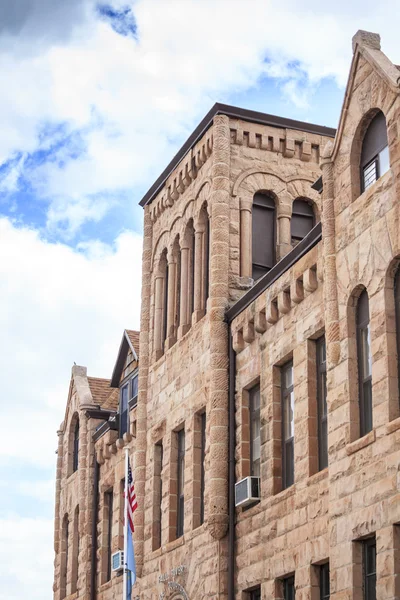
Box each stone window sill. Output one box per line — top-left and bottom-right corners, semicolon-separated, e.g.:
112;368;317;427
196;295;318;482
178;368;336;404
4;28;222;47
307;467;328;486
166;535;185;552
271;484;296;505
386;416;400;434
99;580;114;592
346;429;376;455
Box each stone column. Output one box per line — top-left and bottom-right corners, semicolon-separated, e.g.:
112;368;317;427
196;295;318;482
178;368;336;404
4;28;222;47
178;242;190;337
153;272;164;360
321;141;340;367
165;250;177;349
277;193;292;260
239;196;252;277
134;204;152;578
192;223;205;323
207;113;230;541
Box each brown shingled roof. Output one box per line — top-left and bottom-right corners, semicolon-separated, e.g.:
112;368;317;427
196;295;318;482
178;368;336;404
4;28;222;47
88;377;119;411
125;329;140;357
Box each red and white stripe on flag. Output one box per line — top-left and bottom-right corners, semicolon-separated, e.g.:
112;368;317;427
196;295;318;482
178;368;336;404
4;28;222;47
127;458;138;532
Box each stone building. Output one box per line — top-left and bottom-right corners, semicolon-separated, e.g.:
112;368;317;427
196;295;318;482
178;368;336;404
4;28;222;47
53;30;400;600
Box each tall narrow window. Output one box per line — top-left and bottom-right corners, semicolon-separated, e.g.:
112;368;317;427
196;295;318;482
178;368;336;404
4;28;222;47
73;420;79;473
291;199;314;247
281;362;294;489
177;429;185;538
153;442;163;551
130;374;138;408
363;538;376;600
320;563;330;600
395;268;400;403
119;383;129;438
361;111;389;192
249;385;261;477
71;507;79;593
317;337;328;470
60;515;69;600
204;217;210;306
283;576;295;600
357;291;372;436
200;412;206;525
252;193;276;280
105;491;113;581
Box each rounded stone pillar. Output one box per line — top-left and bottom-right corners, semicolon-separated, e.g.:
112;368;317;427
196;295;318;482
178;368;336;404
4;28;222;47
277;193;292;260
178;241;190;337
207;113;230;541
192;221;206;322
239;196;253;277
134;205;153;578
321;141;340;366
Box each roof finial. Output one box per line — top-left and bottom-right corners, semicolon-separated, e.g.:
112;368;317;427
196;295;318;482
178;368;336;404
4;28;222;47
352;30;381;53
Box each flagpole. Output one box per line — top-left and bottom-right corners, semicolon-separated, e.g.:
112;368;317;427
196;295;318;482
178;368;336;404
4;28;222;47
123;446;129;600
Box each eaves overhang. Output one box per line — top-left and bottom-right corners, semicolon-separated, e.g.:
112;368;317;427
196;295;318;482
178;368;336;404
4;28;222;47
139;103;336;208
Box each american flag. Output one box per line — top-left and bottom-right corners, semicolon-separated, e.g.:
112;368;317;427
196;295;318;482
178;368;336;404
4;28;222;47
127;457;138;532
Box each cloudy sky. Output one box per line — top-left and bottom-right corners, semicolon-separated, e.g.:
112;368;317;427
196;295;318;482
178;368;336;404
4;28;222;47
0;0;399;597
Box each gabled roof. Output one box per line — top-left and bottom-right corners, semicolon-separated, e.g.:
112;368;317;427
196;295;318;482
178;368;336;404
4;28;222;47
110;329;140;388
88;377;119;411
139;102;336;208
331;30;400;161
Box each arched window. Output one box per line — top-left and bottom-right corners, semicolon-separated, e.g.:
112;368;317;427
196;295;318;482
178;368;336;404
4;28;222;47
395;267;400;402
291;198;315;247
60;514;69;600
357;290;372;436
72;420;79;473
252;192;276;280
361;111;389;192
71;506;79;593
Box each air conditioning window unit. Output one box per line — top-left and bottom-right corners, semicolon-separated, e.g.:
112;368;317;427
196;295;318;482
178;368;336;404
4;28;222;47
112;550;124;572
235;476;260;507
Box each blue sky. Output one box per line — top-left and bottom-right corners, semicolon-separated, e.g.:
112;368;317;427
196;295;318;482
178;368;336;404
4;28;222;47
1;1;400;598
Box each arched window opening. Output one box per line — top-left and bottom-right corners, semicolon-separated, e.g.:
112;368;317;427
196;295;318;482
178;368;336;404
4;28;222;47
291;198;315;248
252;192;276;280
361;111;389;192
71;506;79;594
60;514;69;600
357;290;373;436
72;420;79;473
395;267;400;403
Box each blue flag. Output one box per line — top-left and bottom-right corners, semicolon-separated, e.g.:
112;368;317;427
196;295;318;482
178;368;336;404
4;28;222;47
126;517;136;600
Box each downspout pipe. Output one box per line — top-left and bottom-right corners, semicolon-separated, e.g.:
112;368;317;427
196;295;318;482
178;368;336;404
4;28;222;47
228;323;236;600
91;457;99;600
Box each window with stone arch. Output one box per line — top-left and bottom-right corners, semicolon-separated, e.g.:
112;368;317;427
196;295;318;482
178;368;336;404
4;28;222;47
356;289;373;437
60;514;69;600
351;109;390;198
68;413;79;476
290;198;315;248
251;191;276;280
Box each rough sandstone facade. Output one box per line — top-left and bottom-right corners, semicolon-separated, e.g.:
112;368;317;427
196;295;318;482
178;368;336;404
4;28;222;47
53;30;400;600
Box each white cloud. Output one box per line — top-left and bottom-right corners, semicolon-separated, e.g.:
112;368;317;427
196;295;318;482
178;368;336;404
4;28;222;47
0;217;142;469
0;516;54;600
2;0;400;233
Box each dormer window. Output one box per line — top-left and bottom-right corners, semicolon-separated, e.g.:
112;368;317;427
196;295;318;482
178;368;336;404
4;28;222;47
361;111;389;192
119;372;138;438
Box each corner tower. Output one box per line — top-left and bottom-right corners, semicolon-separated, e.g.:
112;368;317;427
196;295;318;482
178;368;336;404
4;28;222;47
135;104;335;597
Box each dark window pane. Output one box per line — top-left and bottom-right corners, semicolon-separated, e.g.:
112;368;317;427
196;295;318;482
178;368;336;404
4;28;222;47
252;193;275;280
281;362;294;490
106;491;113;581
200;413;206;524
357;291;372;436
130;375;138;407
395;268;400;404
119;384;129;437
291;199;314;246
283;576;295;600
363;539;376;600
361;111;389;193
317;337;328;471
250;386;261;477
320;563;330;600
73;421;79;472
177;429;185;538
250;588;261;600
